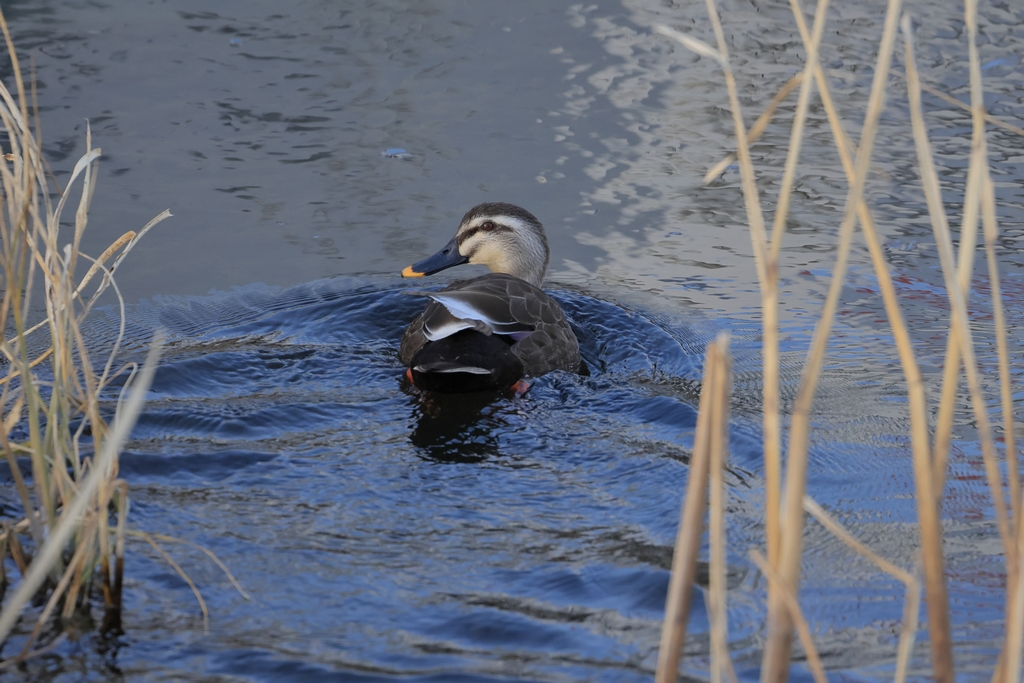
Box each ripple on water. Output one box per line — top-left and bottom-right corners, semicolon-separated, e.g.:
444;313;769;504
0;275;1006;680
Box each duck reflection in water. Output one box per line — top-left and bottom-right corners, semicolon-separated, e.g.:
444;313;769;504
404;385;506;463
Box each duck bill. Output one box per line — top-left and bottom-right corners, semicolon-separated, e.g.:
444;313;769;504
401;235;468;277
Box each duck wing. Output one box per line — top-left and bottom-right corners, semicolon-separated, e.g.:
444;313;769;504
400;274;580;376
416;289;536;340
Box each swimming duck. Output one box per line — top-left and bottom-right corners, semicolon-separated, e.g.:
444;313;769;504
399;203;581;393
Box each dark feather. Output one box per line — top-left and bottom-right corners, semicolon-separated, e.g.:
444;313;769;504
409;330;524;393
400;273;580;386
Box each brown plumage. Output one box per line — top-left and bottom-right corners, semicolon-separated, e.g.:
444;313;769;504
400;204;580;391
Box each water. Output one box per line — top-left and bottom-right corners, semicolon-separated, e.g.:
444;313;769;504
2;0;1024;679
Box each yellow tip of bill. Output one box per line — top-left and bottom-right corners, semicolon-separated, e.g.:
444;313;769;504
402;265;424;278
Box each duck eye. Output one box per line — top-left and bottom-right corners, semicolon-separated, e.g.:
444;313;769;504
481;221;495;232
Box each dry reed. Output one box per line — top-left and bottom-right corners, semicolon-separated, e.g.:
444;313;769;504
655;335;729;679
0;7;171;662
655;0;1023;679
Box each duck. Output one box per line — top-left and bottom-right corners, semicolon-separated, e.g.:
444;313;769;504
399;202;581;393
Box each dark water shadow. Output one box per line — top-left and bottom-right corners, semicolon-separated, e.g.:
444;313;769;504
405;387;508;464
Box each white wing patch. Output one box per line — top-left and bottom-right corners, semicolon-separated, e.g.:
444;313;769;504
414;364;491;375
422;318;477;341
426;293;504;327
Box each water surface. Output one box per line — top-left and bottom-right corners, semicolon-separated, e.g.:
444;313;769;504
2;0;1024;679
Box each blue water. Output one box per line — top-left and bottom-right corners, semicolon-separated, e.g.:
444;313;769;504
0;268;1017;680
3;0;1024;678
37;279;756;680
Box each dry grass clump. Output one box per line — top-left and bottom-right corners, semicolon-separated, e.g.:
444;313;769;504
0;9;169;664
654;0;1023;680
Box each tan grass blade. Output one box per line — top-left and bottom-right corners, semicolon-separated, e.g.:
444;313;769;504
17;519;95;658
784;8;951;674
707;335;736;683
140;532;252;601
770;0;832;262
657;0;780;583
655;340;718;682
2;393;22;435
748;549;827;683
701;74;803;185
0;334;161;644
928;16;988;504
4;206;171;349
763;0;905;677
889;72;1024;139
757;0;832;572
903;8;1012;578
979;173;1017;523
695;0;785;585
1005;503;1024;683
963;0;1017;550
782;7;948;674
113;481;129;609
902;7;1016;672
133;531;209;631
654;25;726;67
803;496;921;683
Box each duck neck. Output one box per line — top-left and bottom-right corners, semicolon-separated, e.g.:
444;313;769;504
504;252;547;288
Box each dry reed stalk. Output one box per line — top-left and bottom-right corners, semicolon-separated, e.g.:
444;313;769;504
707;334;735;683
762;0;905;677
931;332;963;497
892;74;1024;139
980;173;1017;524
672;3;796;665
18;519;96;657
963;0;1018;544
655;338;720;683
785;6;952;674
704;74;1024;190
663;0;1016;678
927;9;992;508
1005;501;1024;683
959;1;1024;678
747;550;826;683
779;5;953;674
0;5;175;658
769;0;830;262
903;22;1013;681
113;481;129;611
997;162;1024;683
960;0;1024;670
657;18;783;578
959;0;1012;562
758;0;833;572
802;497;921;683
6;530;28;577
0;539;6;598
661;0;919;677
778;6;954;679
134;531;211;631
0;338;162;645
701;74;803;185
777;7;954;676
129;531;251;602
662;0;783;626
690;15;780;590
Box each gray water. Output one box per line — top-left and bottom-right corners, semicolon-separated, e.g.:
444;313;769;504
2;0;1024;680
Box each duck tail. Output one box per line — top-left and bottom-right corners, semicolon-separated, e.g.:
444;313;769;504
408;330;524;393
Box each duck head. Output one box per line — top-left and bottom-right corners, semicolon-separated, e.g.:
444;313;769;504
402;203;550;287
